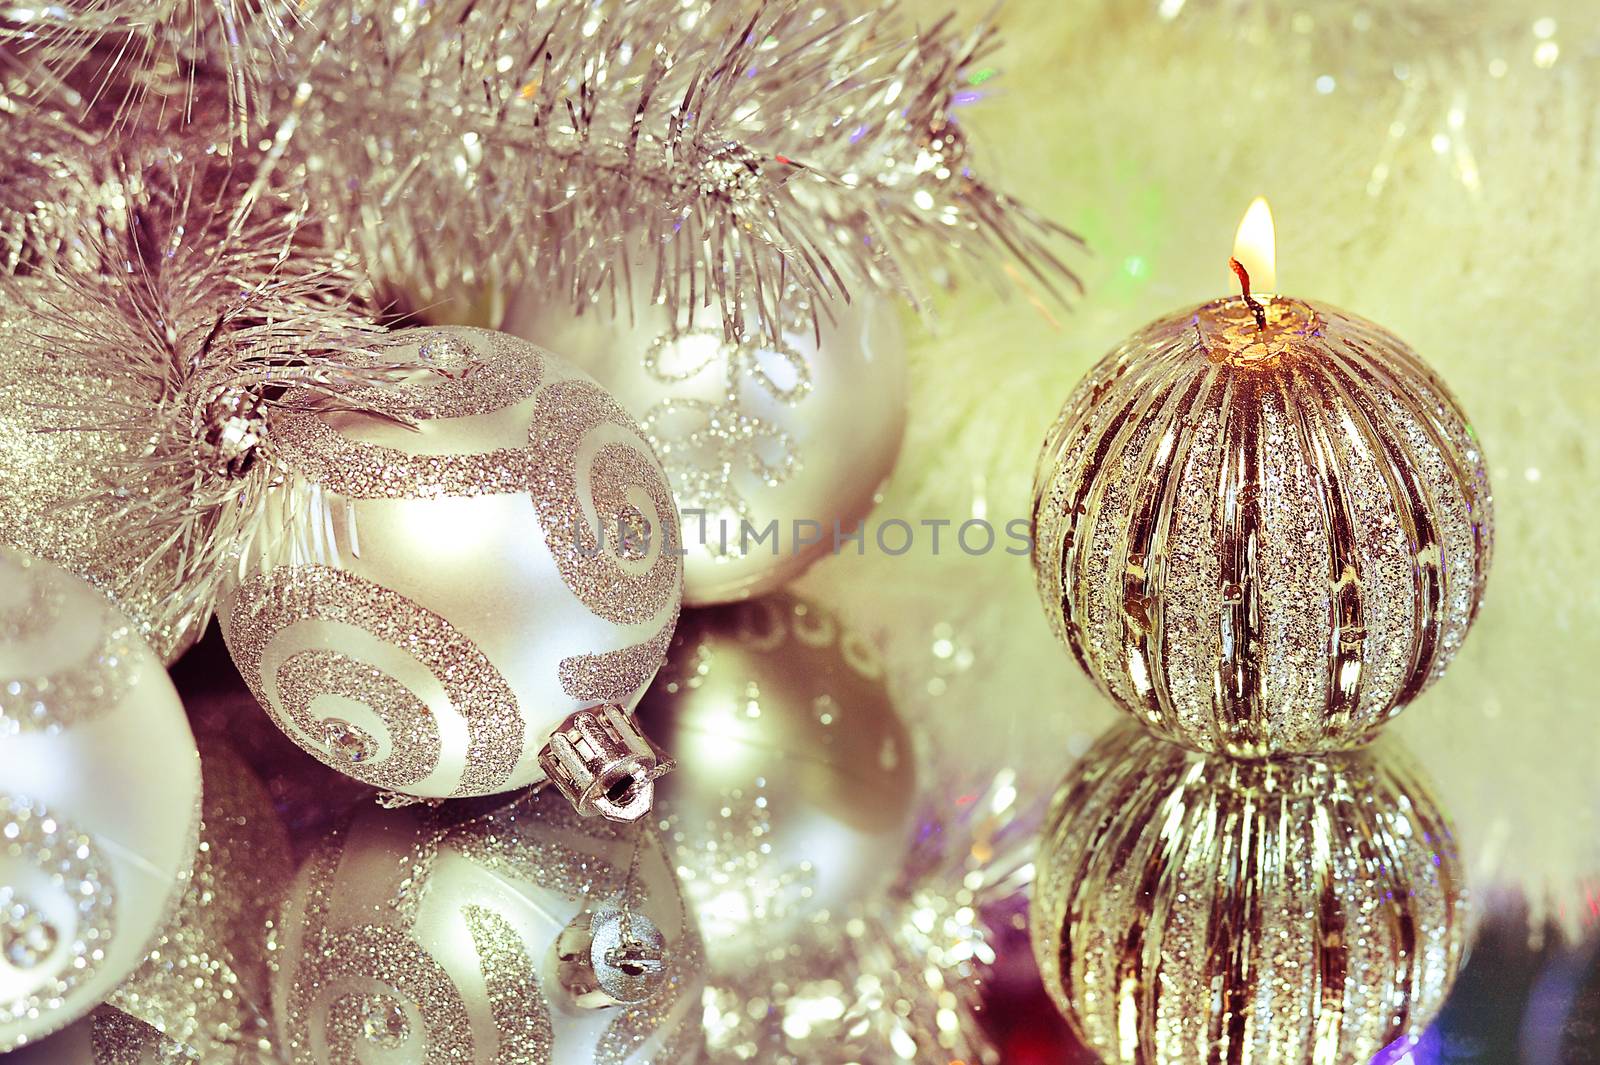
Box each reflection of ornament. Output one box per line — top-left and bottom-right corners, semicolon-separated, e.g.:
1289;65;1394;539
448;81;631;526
555;909;670;1009
691;757;1030;1064
1032;296;1492;755
268;789;704;1064
109;738;293;1061
219;326;682;818
4;1005;205;1064
1031;725;1468;1064
637;595;918;974
0;547;203;1051
505;283;906;605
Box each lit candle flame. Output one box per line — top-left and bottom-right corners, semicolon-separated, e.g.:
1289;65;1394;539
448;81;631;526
1232;196;1276;293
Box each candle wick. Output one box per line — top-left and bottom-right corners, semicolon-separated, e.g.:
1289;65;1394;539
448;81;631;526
1229;257;1268;332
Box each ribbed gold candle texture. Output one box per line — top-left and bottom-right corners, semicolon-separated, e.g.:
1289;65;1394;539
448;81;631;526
1033;297;1493;755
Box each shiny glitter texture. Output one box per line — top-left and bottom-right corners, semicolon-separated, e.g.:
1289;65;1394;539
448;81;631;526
463;905;553;1064
524;379;682;627
108;740;292;1063
90;1007;205;1065
0;795;117;1036
341;328;546;421
4;1004;208;1063
1033;297;1493;755
279;651;443;791
269;789;704;1064
224;326;683;802
1;548;203;1052
225;565;523;798
0;550;139;737
506;280;907;606
558;621;680;707
0;309;198;664
1031;725;1468;1065
0;135;383;663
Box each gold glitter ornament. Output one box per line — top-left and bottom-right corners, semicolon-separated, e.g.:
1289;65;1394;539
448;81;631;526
267;789;705;1065
637;595;918;975
1031;725;1468;1065
3;1005;207;1064
506;280;907;605
1032;296;1492;755
219;326;683;818
0;547;203;1052
109;738;293;1062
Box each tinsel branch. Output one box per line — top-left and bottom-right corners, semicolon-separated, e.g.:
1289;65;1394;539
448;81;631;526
0;138;386;647
266;0;1084;341
0;0;300;134
5;0;1083;343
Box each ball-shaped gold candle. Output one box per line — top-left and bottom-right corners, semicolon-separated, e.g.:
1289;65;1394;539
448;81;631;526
1032;205;1492;755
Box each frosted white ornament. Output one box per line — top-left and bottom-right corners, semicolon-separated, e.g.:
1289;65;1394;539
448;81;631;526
0;547;202;1051
219;327;682;819
506;280;906;605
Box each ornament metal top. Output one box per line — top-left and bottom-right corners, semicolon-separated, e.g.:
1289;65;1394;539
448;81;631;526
1033;200;1493;756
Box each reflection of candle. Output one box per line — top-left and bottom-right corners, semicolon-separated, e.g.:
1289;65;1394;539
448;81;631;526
1032;200;1494;758
1030;725;1467;1063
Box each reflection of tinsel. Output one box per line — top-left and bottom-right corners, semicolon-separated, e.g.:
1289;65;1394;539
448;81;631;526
697;768;1040;1064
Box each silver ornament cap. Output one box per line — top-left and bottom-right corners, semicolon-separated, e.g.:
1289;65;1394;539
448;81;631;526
555;908;669;1009
539;704;673;822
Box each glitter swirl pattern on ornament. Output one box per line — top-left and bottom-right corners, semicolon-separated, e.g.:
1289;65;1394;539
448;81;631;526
225;566;526;798
1031;725;1468;1065
1;545;203;1052
0;554;140;736
221;326;684;799
505;279;906;607
524;377;684;700
1033;298;1492;755
0;796;118;1036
